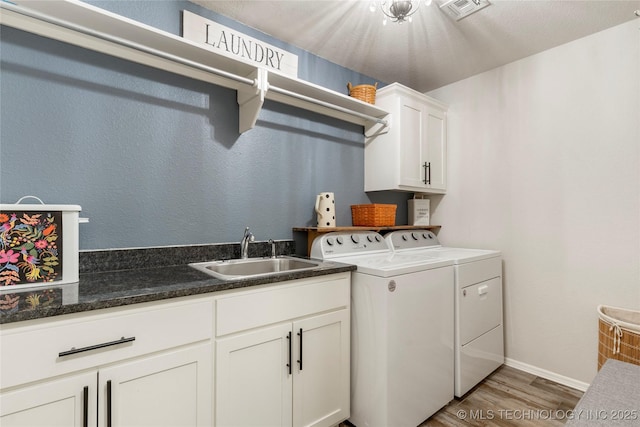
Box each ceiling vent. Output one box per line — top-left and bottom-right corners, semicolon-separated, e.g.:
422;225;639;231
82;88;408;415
439;0;491;21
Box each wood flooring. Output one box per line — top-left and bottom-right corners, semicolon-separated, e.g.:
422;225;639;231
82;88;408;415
424;365;584;426
343;365;584;427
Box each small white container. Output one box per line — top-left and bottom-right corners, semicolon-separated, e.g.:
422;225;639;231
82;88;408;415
408;195;430;226
1;198;81;289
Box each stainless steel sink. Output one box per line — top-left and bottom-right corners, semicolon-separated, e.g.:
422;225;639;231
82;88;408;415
189;256;324;280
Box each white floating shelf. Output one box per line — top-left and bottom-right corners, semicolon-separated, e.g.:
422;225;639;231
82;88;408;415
0;0;389;134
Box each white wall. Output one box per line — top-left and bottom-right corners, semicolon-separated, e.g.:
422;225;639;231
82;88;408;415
428;19;640;385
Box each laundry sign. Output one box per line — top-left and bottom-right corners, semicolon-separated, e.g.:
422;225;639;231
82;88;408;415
182;10;298;77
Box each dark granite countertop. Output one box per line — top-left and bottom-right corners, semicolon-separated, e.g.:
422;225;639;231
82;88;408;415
0;241;355;325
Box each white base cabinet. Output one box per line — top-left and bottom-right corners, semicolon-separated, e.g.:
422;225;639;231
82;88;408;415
0;371;97;427
1;272;351;427
216;323;294;427
1;344;211;427
293;310;349;427
215;273;351;427
99;344;212;427
0;297;214;427
365;82;448;194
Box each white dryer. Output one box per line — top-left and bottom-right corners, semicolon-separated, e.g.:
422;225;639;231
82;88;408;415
385;230;504;398
311;231;455;427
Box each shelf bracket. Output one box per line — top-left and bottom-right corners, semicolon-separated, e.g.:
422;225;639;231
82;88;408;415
237;68;268;134
364;114;391;138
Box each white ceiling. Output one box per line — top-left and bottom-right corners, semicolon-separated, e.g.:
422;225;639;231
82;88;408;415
190;0;640;93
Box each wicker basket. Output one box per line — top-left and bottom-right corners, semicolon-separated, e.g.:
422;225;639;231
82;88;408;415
351;204;396;227
597;305;640;370
347;82;377;104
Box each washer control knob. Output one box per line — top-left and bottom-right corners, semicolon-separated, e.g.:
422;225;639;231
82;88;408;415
375;235;381;242
351;234;360;244
411;232;419;240
326;237;334;246
402;235;408;241
336;236;344;245
422;232;430;239
366;234;374;243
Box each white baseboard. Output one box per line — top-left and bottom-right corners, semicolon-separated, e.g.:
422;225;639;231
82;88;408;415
504;358;590;392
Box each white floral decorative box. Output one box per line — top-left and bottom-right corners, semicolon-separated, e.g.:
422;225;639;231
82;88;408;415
0;201;81;290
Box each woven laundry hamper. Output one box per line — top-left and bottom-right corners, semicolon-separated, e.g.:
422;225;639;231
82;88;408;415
351;204;396;227
597;305;640;370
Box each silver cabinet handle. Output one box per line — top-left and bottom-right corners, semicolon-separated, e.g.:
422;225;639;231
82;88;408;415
58;336;135;357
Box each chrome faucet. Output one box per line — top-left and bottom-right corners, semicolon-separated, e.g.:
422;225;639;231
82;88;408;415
240;227;255;259
268;239;276;258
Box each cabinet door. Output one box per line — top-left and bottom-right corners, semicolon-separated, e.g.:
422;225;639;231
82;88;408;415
99;342;212;427
0;371;97;427
293;310;350;427
425;105;447;191
216;323;293;427
398;98;447;192
398;96;429;189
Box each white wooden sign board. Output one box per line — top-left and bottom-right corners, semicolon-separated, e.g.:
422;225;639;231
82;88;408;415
182;10;298;77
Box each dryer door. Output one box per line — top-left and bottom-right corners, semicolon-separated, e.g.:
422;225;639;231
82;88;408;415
459;277;502;346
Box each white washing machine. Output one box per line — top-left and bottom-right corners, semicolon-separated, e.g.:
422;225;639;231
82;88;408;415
310;231;455;427
385;230;504;398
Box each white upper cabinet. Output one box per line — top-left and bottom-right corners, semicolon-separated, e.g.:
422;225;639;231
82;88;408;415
365;83;448;193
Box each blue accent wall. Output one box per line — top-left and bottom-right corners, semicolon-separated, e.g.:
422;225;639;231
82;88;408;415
0;0;409;250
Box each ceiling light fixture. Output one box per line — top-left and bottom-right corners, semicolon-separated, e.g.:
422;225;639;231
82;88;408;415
370;0;433;25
